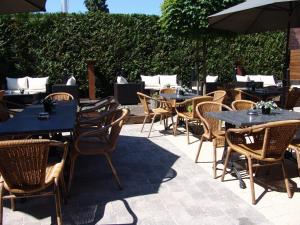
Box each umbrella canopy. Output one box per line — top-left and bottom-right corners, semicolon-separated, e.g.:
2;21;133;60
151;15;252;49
0;0;46;14
209;0;300;34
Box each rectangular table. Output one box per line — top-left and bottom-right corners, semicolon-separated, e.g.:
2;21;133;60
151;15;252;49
160;93;198;101
0;101;77;136
207;109;300;127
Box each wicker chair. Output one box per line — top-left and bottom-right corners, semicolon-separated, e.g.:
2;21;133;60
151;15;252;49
206;90;227;103
231;100;256;110
45;92;74;101
76;98;119;130
222;120;300;204
0;139;68;225
159;88;176;108
137;92;174;138
284;87;300;110
68;108;129;192
195;101;232;178
174;96;213;144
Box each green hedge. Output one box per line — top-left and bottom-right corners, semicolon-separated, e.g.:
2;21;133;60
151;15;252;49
0;12;285;97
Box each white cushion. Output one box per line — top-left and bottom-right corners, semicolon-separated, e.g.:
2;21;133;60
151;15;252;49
66;76;76;86
141;75;160;87
159;75;177;87
247;75;261;82
260;75;276;87
206;75;218;83
236;75;250;82
116;76;128;84
28;76;49;90
6;77;28;90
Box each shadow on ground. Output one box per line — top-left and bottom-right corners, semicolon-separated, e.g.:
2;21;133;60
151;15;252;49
4;135;179;225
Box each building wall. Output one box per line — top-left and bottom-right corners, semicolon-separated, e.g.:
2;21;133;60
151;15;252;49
290;28;300;80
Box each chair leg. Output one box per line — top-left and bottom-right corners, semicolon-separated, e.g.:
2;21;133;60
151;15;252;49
60;174;67;203
160;114;163;124
0;183;3;225
174;116;179;136
141;116;148;132
105;154;122;190
247;156;256;205
281;160;292;198
148;114;157;138
185;119;190;144
54;180;63;225
9;193;15;211
67;153;78;193
213;140;217;179
295;149;300;178
195;136;204;163
221;148;232;182
170;114;175;134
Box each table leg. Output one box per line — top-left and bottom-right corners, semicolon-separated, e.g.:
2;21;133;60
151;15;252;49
217;122;246;189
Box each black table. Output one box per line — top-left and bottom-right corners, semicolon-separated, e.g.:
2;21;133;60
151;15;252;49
207;109;300;188
4;91;45;105
240;87;283;101
0;101;77;136
207;109;300;127
160;93;198;101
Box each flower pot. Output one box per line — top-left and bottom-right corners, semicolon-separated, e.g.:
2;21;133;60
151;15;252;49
261;106;271;115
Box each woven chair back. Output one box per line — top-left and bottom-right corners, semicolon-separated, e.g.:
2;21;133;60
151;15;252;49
285;87;300;110
160;88;176;108
231;100;255;110
209;90;227;103
196;101;232;139
137;92;151;115
0;139;50;191
259;121;300;158
191;96;214;118
45;92;74;101
108;108;130;150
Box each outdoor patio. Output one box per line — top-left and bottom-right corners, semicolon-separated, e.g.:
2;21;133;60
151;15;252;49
4;121;300;225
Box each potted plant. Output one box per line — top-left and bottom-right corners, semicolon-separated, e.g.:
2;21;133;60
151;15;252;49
255;100;278;114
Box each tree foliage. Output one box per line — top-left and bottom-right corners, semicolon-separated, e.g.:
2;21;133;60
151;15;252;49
160;0;243;39
0;13;285;97
84;0;109;13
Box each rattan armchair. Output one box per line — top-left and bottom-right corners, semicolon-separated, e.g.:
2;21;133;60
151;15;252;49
195;101;232;178
228;88;260;102
284;87;300;110
174;96;213;144
0;139;68;225
76;98;119;128
45;92;74;101
206;90;227;103
137;92;174;138
231;100;255;111
68;108;129;192
222;120;300;204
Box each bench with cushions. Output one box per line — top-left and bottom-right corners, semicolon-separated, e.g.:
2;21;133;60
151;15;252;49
140;74;181;90
236;75;277;87
5;76;49;94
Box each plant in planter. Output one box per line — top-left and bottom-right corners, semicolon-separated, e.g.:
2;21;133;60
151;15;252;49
255;100;278;114
187;105;193;113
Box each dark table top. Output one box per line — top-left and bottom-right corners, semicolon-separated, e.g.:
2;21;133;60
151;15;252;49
160;93;198;101
239;87;283;100
0;101;77;135
207;109;300;127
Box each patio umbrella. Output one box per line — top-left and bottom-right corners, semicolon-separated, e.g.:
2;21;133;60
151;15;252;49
0;0;46;14
208;0;300;86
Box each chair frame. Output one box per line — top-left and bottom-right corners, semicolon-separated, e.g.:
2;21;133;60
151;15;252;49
174;96;213;144
45;92;74;101
0;139;68;225
231;99;256;111
222;120;300;204
137;92;174;138
68;108;129;192
195;101;232;178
